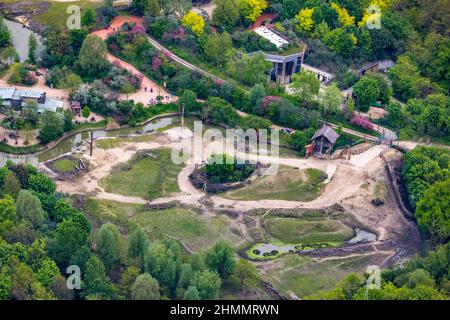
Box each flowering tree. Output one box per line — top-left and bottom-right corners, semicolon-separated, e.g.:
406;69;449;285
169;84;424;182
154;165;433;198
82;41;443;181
152;55;162;71
350;115;374;131
238;0;268;22
331;2;355;27
181;11;205;36
295;8;314;32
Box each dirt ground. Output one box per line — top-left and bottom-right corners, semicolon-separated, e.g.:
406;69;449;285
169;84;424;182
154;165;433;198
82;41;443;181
48;123;423;299
53;128;420;269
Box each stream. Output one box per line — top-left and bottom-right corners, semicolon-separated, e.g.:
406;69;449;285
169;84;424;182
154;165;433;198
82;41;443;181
0;116;176;165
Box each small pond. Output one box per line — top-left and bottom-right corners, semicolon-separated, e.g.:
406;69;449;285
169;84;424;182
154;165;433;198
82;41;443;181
4;19;43;63
37;116;175;162
0;116;176;165
248;241;334;259
347;228;377;244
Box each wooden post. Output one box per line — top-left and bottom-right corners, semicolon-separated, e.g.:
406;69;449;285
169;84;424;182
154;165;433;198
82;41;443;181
90;130;93;157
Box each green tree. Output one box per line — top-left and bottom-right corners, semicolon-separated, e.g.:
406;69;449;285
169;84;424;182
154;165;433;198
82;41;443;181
50;216;91;266
119;266;140;299
204;32;233;66
28;172;56;195
323;28;356;59
238;0;268;22
78;35;110;78
183;285;200;300
83;255;121;299
81;8;97;27
131;0;151;14
148;0;161;16
52;200;79;222
248;83;266;114
415;179;450;245
48;275;74;300
388;55;421;101
233;259;258;289
319;82;343;116
16;189;46;229
2;171;21;199
63;109;73;132
386;102;409;129
160;0;192;17
176;263;193;298
226;51;271;86
95;222;121;271
82;106;91;119
353;75;380;112
290;71;320;103
28;34;38;64
177;90;198;116
127;227;149;270
201;97;239;127
0;273;12;299
0;46;19;65
0;195;16;235
205;240;235;279
0;16;11;46
61;73;83;97
212;0;240;31
190;270;221;299
131;273;160;300
288;128;315;155
144;241;181;296
37;259;60;287
85;255;106;284
190;253;205;272
39;111;64;144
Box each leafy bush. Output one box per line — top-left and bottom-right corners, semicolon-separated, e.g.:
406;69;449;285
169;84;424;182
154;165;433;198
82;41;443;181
204;154;255;183
350;115;374;131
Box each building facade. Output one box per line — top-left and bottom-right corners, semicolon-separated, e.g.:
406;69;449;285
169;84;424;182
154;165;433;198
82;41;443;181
0;87;63;113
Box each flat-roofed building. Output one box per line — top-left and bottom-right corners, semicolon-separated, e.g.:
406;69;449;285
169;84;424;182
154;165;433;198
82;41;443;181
0;86;62;113
252;26;304;84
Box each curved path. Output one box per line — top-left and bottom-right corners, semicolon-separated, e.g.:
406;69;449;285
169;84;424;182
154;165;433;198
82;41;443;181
91;16;175;105
57;130;385;213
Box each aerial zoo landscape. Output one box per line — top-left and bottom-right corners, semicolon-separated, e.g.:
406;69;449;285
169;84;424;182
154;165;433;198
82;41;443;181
0;0;449;309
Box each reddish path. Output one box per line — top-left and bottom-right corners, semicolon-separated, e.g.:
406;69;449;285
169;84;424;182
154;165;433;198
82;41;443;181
250;13;277;30
91;16;175;105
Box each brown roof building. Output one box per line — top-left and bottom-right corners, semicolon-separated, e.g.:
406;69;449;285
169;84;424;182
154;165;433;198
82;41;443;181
310;124;340;156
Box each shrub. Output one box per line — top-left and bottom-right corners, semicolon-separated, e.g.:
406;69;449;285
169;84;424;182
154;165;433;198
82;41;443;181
350;115;374;131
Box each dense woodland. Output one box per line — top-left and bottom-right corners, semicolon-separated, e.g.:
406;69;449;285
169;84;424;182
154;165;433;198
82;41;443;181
0;162;254;299
0;0;449;300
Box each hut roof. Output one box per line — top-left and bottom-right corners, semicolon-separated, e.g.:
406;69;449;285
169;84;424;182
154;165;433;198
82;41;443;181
311;124;339;144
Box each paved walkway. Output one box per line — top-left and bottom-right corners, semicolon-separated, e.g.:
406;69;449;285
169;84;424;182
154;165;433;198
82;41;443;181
91;16;175;105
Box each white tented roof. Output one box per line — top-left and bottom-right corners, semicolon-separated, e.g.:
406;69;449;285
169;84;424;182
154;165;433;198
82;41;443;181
38;99;63;113
0;87;16;100
15;89;44;99
254;27;289;48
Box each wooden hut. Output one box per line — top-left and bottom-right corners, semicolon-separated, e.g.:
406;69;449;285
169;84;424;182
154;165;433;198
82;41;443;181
310;124;339;156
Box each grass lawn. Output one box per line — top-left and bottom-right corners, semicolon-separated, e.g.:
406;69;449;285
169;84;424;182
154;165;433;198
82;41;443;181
33;0;102;29
101;148;183;199
224;167;325;201
83;197;139;230
95;133;161;149
265;218;354;244
264;254;373;298
82;198;235;251
334;132;362;149
131;207;230;251
52;158;77;172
